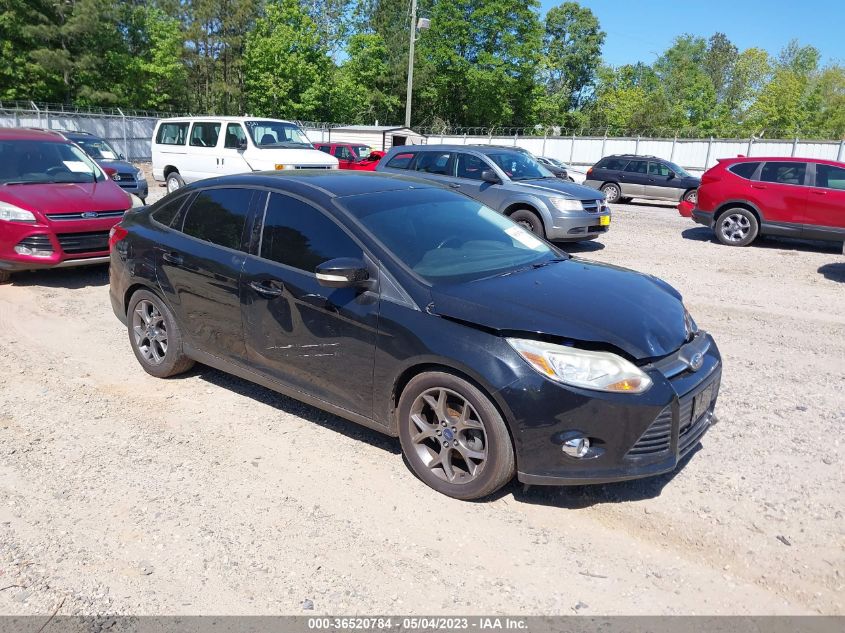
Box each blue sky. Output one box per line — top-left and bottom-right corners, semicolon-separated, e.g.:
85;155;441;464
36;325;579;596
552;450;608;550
539;0;845;67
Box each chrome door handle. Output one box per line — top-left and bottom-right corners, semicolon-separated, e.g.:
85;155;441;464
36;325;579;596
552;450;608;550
249;280;283;298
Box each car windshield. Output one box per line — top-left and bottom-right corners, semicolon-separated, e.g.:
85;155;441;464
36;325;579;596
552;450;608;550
668;161;691;177
74;138;119;160
544;157;565;168
484;152;554;181
0;140;104;184
244;121;313;148
341;188;562;283
353;145;372;159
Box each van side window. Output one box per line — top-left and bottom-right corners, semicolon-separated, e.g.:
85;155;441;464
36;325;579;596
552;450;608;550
189;122;221;148
223;124;247;149
182;188;251;251
156;123;188;146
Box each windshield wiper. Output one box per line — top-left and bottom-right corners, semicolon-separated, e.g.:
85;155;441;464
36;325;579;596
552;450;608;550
532;257;568;268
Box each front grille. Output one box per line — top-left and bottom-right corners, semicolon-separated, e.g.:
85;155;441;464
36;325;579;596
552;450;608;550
627;406;672;456
293;165;331;170
46;210;126;221
679;377;721;455
57;231;110;254
16;235;53;250
115;172;136;182
583;199;601;213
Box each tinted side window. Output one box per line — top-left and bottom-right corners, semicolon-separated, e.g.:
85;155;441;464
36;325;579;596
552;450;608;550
598;157;629;171
728;162;760;180
386;152;415;169
816;164;845;191
624;160;648;174
455;153;489;180
260;193;361;272
223;123;247;149
760;162;806;185
415;152;452;175
151;195;188;227
648;161;672;176
155;123;188;145
315;145;332;154
335;145;354;160
189;122;221;148
182;188;250;250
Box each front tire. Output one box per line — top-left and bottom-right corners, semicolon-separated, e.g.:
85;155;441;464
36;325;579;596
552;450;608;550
509;209;545;238
127;289;194;378
166;172;185;194
601;182;621;203
715;207;759;247
398;372;515;500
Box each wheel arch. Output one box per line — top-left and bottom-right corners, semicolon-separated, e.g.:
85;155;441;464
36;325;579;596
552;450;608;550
502;199;552;233
163;165;180;178
714;199;763;226
124;281;164;316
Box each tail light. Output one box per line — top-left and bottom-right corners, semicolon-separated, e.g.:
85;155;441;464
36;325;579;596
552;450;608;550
586;168;594;178
108;224;128;251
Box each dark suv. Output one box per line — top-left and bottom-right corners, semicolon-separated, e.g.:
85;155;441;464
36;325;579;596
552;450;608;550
60;131;148;202
585;155;700;205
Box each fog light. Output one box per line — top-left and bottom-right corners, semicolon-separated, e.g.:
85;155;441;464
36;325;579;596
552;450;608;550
14;245;53;258
562;436;591;458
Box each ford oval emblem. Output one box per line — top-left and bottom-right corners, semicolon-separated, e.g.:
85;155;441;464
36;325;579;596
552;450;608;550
689;352;704;371
81;211;99;219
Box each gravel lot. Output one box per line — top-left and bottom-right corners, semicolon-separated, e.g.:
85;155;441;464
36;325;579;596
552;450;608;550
1;176;843;616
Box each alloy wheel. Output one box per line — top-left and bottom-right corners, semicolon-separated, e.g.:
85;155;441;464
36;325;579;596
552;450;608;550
166;177;180;193
409;388;488;484
602;184;619;202
720;213;751;243
132;299;168;364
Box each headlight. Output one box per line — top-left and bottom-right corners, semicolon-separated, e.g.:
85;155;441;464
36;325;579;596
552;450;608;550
135;169;144;180
507;338;653;393
0;202;36;223
549;197;584;212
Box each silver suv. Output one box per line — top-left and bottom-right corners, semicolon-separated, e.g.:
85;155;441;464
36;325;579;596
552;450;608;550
376;145;611;242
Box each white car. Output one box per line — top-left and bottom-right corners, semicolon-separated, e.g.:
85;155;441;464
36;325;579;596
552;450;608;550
536;156;588;184
151;117;338;192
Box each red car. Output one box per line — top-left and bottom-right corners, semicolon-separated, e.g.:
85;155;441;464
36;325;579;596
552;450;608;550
313;142;384;170
692;156;845;247
0;128;132;283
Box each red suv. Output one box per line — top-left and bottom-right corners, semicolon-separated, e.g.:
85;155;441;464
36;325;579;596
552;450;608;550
693;156;845;247
0;128;133;282
313;143;384;170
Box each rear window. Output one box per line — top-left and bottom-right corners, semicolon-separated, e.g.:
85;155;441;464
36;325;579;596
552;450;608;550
182;188;252;251
151;195;189;227
155;122;188;146
760;162;806;186
597;157;629;171
728;162;760;180
386;152;415;170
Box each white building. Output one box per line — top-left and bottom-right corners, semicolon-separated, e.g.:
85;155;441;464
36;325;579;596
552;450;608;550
305;125;426;152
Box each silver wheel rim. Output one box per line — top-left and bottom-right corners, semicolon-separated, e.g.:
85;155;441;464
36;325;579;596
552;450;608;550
409;388;488;485
604;185;619;201
167;177;180;193
687;191;698;204
720;213;751;243
132;300;168;364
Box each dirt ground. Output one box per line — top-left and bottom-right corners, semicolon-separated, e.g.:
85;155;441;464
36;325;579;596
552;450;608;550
0;178;843;616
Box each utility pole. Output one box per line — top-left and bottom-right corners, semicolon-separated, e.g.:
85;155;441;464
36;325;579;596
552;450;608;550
404;0;418;128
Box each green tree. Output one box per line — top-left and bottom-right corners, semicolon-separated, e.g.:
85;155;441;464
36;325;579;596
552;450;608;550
244;0;333;119
333;32;401;122
653;35;717;131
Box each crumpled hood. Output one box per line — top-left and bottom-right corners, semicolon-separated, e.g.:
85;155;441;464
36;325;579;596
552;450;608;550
430;258;688;360
508;178;606;201
0;182;131;215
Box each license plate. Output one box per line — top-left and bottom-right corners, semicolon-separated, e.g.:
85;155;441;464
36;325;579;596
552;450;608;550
599;215;610;226
691;384;714;422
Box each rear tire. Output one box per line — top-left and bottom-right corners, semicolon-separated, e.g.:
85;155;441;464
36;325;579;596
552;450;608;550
683;189;698;204
601;182;621;203
509;209;545;238
166;172;184;194
715;207;759;247
619;196;632;204
127;289;194;378
398;372;515;500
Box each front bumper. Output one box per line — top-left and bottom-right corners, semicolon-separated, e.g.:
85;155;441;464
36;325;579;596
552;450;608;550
547;210;612;241
502;332;722;485
116;179;149;200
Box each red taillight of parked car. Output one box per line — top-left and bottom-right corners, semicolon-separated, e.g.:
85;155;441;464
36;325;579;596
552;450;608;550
586;167;593;178
108;225;128;251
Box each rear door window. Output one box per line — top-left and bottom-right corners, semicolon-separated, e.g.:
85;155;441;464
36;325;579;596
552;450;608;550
152;195;190;227
760;162;807;186
182;188;251;251
598;157;630;171
189;122;221;148
386;152;415;170
624;160;648;174
155;123;189;146
414;152;452;175
815;164;845;190
728;162;760;180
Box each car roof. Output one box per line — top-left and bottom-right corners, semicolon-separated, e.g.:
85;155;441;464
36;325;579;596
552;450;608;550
0;127;70;142
179;170;440;199
156;116;298;125
718;156;844;165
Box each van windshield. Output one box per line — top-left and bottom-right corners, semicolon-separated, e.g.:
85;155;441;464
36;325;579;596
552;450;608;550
245;121;313;148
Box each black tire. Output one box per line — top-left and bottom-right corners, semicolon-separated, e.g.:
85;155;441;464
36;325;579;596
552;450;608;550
714;207;759;247
398;372;515;500
600;182;621;203
509;209;545;238
165;172;184;194
0;270;10;284
683;189;698;204
619;196;632;204
127;289;194;378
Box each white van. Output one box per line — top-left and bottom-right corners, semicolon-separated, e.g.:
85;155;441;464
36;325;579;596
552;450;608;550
151;117;338;192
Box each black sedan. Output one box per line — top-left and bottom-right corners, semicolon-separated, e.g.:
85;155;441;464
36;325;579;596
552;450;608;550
109;171;722;500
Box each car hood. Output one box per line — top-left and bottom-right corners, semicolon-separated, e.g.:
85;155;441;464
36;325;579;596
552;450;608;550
506;178;604;201
0;181;131;215
430;258;688;360
680;175;701;187
97;159;136;173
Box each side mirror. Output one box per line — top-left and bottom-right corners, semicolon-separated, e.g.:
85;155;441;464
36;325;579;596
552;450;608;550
118;153;126;160
667;170;676;179
481;169;500;184
316;258;369;288
238;138;248;151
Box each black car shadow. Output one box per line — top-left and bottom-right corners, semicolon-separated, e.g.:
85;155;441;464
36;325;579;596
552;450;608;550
554;240;605;253
3;264;109;289
618;200;677;209
819;263;845;283
681;228;843;254
681;227;714;243
193;364;401;455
